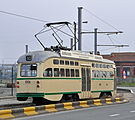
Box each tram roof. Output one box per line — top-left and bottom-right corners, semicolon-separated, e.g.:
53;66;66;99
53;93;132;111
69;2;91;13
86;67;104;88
17;50;114;64
17;51;60;63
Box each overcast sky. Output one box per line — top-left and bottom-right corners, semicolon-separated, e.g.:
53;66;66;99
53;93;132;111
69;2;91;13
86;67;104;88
0;0;134;63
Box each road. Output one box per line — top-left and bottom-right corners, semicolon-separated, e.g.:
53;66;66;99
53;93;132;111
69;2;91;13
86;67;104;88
15;101;135;120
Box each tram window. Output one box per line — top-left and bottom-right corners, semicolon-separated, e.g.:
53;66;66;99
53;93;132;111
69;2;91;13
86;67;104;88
75;69;79;77
65;61;69;65
110;71;113;77
70;61;74;66
75;62;79;66
92;70;96;77
43;68;52;77
100;71;103;78
103;71;107;77
107;65;110;68
92;63;95;67
96;71;100;77
60;60;64;65
53;59;59;64
106;71;110;78
100;64;103;68
60;68;65;77
96;64;99;68
21;64;37;77
66;69;70;77
54;68;59;77
71;69;74;77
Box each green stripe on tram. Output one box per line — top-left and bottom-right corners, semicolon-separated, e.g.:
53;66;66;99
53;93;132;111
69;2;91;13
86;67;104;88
91;78;113;80
17;91;81;97
17;77;81;80
17;77;113;80
91;90;114;93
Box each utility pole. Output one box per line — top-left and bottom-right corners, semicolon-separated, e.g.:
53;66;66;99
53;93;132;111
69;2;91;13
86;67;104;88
82;30;124;55
74;22;77;50
78;7;83;51
94;28;98;55
71;38;73;50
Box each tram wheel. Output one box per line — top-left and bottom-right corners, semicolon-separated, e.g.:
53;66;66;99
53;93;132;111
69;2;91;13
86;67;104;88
100;92;112;99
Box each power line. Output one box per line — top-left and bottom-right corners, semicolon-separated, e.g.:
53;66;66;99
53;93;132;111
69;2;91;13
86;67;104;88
83;8;120;32
0;10;48;23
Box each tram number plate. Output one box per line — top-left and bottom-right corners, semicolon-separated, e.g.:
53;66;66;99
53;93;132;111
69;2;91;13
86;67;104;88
25;80;31;84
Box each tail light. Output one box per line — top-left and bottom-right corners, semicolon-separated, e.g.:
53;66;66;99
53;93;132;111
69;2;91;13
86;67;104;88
37;85;40;88
17;81;19;84
17;85;19;88
37;81;40;84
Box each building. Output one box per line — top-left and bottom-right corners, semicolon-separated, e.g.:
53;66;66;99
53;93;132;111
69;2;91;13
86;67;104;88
102;52;135;78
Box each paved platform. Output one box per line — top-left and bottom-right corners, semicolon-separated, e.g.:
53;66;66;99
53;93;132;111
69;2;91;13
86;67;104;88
0;97;32;106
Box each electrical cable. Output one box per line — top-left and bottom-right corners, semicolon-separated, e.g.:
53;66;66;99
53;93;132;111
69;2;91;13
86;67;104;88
0;10;48;23
83;8;120;32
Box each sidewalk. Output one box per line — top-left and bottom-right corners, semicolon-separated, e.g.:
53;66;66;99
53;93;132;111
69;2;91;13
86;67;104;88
0;96;32;106
0;88;32;106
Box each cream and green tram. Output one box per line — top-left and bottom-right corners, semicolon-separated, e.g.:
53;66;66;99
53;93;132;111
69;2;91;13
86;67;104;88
16;49;116;103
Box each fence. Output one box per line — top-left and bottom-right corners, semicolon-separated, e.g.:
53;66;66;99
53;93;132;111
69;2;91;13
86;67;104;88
0;64;17;96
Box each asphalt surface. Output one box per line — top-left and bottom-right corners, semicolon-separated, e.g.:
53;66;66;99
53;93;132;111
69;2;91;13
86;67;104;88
0;87;135;120
15;101;135;120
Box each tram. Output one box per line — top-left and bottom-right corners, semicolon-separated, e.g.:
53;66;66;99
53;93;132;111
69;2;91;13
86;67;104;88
16;46;116;103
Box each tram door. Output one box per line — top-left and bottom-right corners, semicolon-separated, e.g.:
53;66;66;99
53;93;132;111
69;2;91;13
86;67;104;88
81;67;91;98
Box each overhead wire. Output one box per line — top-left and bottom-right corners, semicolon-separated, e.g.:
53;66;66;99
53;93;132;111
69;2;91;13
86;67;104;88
0;10;48;23
83;8;120;32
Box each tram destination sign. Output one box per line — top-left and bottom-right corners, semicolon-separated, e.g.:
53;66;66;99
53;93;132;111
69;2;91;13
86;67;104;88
26;55;32;61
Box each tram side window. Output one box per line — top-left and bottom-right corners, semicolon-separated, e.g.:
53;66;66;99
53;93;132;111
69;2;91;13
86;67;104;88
60;68;65;77
21;64;37;77
75;62;79;66
71;69;74;77
100;64;103;68
66;69;70;77
43;68;52;77
60;60;64;65
75;69;79;77
65;61;69;65
53;59;59;64
96;71;100;77
106;71;110;78
70;61;74;66
92;70;96;77
96;64;99;68
92;63;95;67
110;71;114;77
100;71;103;78
54;68;59;77
103;71;107;77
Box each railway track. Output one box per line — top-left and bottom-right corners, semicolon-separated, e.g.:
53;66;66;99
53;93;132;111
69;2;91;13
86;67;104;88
0;102;35;110
0;90;128;110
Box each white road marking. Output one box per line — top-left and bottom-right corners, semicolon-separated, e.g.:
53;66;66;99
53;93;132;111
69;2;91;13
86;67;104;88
130;110;135;113
109;114;120;117
131;90;134;94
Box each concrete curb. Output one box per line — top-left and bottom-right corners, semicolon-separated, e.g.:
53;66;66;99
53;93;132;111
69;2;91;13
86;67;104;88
117;88;134;93
0;96;16;100
0;97;128;120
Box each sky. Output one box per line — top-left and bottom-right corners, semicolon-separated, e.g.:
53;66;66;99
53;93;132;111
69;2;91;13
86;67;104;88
0;0;135;64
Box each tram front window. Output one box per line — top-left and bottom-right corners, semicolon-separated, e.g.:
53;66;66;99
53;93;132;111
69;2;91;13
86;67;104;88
21;64;37;77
